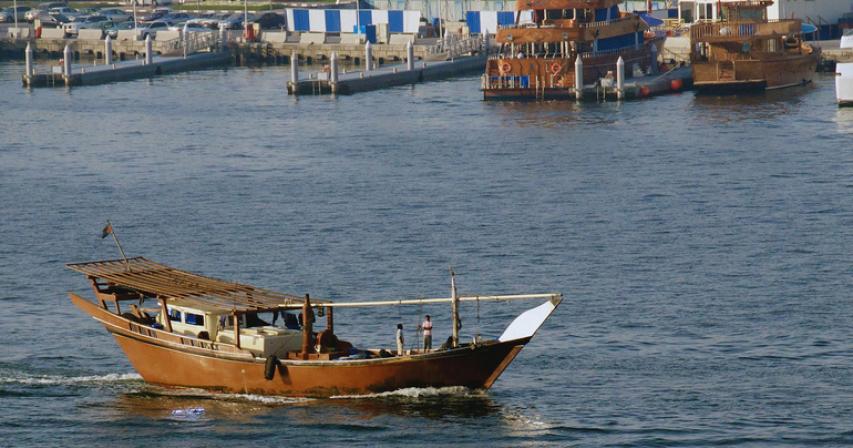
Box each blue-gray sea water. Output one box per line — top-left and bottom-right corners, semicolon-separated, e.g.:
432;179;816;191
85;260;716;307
1;61;852;447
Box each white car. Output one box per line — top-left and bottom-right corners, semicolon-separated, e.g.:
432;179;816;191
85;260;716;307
167;22;208;32
138;20;172;38
49;7;81;21
63;14;109;35
99;8;132;22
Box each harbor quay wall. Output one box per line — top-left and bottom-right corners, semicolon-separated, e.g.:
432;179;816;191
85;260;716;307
1;37;438;67
230;41;436;66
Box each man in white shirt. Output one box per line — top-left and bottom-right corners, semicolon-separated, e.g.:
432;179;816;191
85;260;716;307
420;315;433;351
396;323;405;356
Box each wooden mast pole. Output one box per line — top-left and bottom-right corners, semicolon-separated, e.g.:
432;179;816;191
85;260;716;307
233;313;241;349
450;268;460;348
159;297;173;333
106;220;130;267
301;294;313;359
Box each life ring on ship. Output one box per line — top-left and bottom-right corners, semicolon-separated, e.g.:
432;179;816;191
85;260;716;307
549;62;562;74
499;61;512;74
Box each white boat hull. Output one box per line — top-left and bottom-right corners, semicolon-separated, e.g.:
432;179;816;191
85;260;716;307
837;62;853;107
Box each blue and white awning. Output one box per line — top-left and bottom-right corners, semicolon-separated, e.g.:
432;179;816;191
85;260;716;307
465;10;534;34
285;8;421;33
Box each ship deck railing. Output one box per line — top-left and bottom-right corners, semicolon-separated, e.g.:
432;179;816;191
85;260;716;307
691;19;802;42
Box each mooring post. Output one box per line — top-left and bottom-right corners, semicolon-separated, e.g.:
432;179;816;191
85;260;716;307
24;42;33;81
144;34;152;65
406;40;414;71
290;50;299;93
616;56;625;100
182;23;189;58
650;43;658;75
574;54;583;101
219;24;226;52
62;44;72;82
105;36;113;65
482;32;489;53
329;51;338;93
364;40;372;72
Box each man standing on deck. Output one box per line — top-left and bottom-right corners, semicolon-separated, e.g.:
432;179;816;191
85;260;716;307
396;323;405;356
420;315;433;351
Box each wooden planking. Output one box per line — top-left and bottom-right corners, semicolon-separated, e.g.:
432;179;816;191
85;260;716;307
67;257;307;312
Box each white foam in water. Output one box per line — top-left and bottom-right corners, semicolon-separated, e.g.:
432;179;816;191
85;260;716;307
169;407;206;420
330;386;475;399
218;393;313;405
0;371;142;386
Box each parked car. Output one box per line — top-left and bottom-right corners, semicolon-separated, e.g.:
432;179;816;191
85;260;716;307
137;8;168;23
105;20;136;38
168;22;208;32
63;14;109;35
253;12;285;30
217;13;253;30
26;1;66;20
138;20;172;38
35;11;68;28
49;7;81;21
0;6;32;23
163;12;191;22
97;8;132;23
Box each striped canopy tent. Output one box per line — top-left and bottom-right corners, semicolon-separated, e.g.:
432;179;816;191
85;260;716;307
285;8;422;33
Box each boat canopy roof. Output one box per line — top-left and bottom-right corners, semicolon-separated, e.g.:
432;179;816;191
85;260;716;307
515;0;621;11
66;257;306;313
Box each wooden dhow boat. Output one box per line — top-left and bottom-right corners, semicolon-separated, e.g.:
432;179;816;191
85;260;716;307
67;257;562;397
482;0;664;100
690;0;819;93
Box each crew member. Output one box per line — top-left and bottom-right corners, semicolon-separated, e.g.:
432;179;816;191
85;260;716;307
396;323;405;356
420;315;433;351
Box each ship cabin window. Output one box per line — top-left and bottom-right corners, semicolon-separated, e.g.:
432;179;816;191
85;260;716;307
168;308;182;322
185;312;205;326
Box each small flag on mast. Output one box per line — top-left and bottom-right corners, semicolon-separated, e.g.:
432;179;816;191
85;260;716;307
101;222;113;239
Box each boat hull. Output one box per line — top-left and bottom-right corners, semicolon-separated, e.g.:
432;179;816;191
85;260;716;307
837;62;853;107
71;293;530;397
112;330;528;396
693;51;819;94
482;39;663;101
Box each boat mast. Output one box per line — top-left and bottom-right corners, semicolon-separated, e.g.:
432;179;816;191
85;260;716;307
450;268;460;348
300;294;314;359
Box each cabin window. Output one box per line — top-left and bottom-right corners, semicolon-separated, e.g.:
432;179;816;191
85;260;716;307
168;308;182;322
185;313;205;326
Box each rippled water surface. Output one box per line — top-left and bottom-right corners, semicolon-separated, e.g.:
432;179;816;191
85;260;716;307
1;60;853;447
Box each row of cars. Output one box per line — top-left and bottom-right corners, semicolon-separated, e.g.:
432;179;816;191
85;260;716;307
2;2;287;39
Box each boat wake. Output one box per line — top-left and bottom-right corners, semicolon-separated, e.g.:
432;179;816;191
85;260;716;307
139;386;313;405
330;386;479;400
0;371;142;386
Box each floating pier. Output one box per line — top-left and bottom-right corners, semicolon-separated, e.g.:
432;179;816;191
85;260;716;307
22;39;230;88
288;37;489;95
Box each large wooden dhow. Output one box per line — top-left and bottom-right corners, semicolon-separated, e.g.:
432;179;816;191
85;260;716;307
690;0;819;93
67;257;561;397
482;0;663;100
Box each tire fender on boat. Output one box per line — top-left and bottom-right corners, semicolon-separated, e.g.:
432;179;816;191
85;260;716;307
264;355;279;380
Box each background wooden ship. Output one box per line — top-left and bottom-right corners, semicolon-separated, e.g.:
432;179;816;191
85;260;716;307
690;0;819;92
67;257;561;397
482;0;664;100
